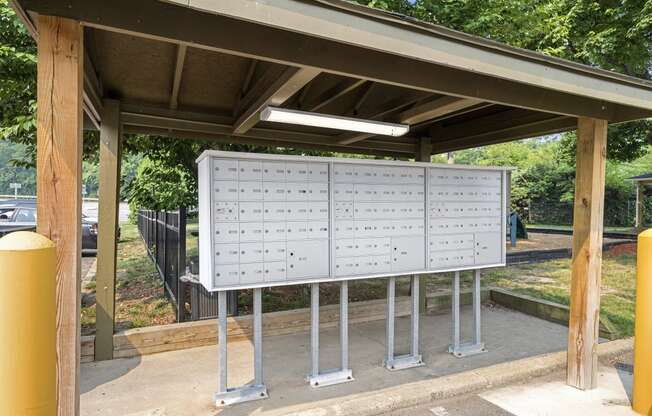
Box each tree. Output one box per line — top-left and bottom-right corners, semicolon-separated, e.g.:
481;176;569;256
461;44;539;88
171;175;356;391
360;0;652;161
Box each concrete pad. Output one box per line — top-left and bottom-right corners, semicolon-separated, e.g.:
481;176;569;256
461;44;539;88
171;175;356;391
480;364;635;415
81;305;569;416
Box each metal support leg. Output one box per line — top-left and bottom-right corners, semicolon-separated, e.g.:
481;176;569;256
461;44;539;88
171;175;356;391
218;291;228;394
310;283;319;379
253;288;264;385
308;282;353;387
448;270;487;358
214;289;268;406
340;281;349;371
384;276;424;371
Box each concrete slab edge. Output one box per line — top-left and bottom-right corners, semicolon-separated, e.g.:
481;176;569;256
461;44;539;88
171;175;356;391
278;338;633;416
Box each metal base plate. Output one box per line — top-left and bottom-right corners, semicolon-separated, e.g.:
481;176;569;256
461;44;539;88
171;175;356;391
308;368;354;388
214;384;268;407
384;354;425;371
448;342;487;358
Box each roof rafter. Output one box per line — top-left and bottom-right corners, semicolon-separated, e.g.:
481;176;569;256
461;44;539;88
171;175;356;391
304;78;366;112
169;44;187;110
233;65;321;134
431;115;576;153
397;96;483;125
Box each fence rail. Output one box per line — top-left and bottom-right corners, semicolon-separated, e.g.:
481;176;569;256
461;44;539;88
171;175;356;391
137;209;187;321
136;208;235;321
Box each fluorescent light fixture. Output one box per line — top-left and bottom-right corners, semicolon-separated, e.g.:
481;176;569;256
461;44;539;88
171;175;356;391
260;106;409;137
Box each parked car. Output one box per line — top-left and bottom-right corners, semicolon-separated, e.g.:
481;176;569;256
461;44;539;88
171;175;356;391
0;200;118;254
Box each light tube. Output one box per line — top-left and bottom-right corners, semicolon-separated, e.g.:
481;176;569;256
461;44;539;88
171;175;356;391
260;106;409;137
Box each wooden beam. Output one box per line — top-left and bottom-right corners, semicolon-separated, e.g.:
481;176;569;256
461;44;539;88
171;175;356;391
121;111;416;154
397;96;482;125
233;66;321;134
349;81;375;115
567;117;608;390
169;44;187;109
36;15;83;416
95;100;122;361
431;116;576;153
337;96;426;145
27;0;652;122
123;125;409;158
305;78;366;112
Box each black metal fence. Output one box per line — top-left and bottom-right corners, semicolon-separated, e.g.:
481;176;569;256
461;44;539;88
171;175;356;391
137;209;188;321
137;208;235;321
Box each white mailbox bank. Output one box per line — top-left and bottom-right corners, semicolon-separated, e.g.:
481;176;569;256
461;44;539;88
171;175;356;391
196;150;509;405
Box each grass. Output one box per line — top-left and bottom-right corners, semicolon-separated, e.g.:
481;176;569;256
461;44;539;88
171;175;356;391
81;223;176;335
83;219;638;341
481;247;638;339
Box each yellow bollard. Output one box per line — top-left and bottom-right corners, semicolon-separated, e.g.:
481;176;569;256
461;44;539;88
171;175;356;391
0;232;56;416
634;229;652;415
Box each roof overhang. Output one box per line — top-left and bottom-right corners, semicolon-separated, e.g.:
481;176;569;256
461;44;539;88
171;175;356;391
11;0;652;157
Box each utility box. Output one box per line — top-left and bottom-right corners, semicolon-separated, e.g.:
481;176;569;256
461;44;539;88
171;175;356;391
197;151;509;291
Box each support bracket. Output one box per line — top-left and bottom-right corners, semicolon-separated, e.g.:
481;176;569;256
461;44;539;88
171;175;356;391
449;270;487;358
384;276;425;371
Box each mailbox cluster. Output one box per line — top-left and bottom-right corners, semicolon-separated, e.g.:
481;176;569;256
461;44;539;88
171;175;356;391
197;151;507;292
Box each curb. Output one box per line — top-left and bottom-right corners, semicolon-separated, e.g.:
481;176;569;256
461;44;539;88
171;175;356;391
281;338;633;416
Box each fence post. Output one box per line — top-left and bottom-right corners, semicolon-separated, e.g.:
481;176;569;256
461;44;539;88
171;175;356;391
177;207;187;322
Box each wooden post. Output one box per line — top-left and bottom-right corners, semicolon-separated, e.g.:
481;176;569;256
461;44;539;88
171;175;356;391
567;117;607;390
36;15;83;416
95;100;122;361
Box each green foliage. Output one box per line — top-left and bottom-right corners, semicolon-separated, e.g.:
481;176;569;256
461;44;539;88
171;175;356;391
360;0;652;161
0;0;36;163
127;157;197;216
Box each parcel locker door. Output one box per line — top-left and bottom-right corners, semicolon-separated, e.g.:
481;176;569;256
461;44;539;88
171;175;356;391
391;236;425;272
238;202;263;221
287;240;329;279
214;264;239;287
212;158;238;180
475;232;503;265
238;160;263;181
